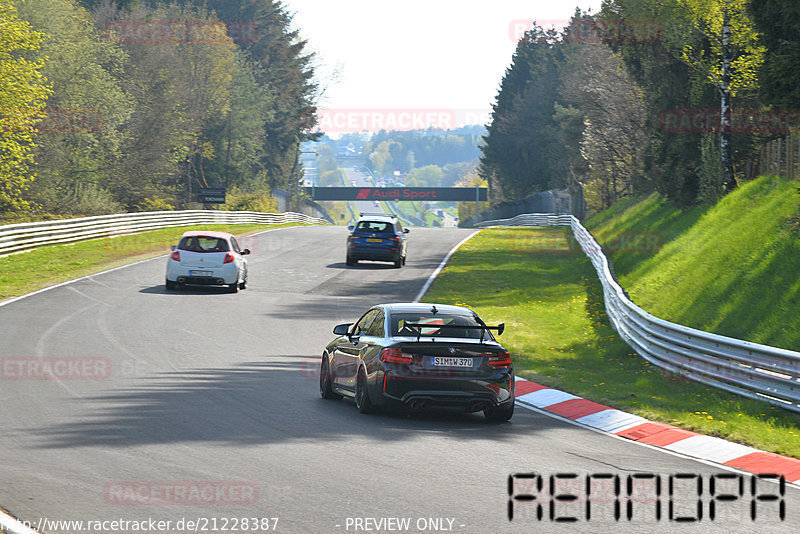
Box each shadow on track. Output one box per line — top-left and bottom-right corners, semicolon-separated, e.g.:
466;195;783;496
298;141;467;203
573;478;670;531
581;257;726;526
138;285;236;295
26;359;556;449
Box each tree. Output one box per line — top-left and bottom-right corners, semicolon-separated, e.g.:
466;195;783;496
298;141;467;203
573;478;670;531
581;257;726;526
602;0;764;200
361;130;483;174
0;0;51;212
190;0;320;190
99;3;238;208
748;0;800;109
406;165;443;187
668;0;764;192
368;140;401;176
479;23;569;199
18;0;132;215
455;169;489;221
560;41;648;211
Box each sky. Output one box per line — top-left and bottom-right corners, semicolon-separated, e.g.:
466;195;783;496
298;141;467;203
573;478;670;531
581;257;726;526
282;0;603;132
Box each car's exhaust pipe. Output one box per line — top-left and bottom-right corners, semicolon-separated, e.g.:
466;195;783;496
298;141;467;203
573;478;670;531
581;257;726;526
216;278;225;285
470;401;489;412
177;276;186;284
408;399;426;410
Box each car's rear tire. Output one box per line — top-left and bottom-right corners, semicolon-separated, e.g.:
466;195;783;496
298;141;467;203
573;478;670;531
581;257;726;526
355;368;376;414
165;279;177;290
393;257;402;268
484;401;514;423
320;357;341;400
402;255;407;265
346;255;356;266
239;278;247;290
228;282;239;293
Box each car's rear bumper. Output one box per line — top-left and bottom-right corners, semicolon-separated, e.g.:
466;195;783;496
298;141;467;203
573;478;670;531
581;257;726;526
348;246;401;262
377;371;514;411
166;262;240;285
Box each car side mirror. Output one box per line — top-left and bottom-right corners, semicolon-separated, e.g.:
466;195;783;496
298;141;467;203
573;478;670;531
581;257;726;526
170;245;177;251
403;228;410;233
241;249;251;255
333;323;351;336
347;225;354;231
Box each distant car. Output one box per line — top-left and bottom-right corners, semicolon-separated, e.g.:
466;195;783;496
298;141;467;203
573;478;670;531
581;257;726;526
165;231;250;293
320;303;515;421
346;214;409;267
351;180;357;186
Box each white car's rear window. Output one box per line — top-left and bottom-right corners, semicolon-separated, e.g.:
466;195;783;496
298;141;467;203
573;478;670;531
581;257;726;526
178;236;230;253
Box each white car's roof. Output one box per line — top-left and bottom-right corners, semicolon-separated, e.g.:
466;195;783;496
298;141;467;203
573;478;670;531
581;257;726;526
179;230;233;239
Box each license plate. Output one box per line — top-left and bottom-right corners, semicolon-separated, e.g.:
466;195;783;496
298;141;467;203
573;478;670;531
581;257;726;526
367;238;382;243
431;357;473;367
189;270;212;276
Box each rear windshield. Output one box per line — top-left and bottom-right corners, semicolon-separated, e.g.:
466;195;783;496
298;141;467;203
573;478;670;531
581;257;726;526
355;220;393;233
390;313;493;340
178;236;230;253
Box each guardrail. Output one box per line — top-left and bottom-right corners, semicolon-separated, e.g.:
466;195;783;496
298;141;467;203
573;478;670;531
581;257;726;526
478;213;800;414
0;210;328;257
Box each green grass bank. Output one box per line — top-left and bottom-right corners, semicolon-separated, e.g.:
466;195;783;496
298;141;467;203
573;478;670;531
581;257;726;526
424;176;800;457
587;175;800;351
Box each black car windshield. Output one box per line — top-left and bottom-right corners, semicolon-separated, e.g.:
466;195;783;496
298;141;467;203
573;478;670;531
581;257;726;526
178;236;230;253
390;313;493;340
356;221;393;233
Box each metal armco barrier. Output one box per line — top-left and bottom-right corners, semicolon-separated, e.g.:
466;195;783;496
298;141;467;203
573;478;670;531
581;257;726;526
0;210;328;257
478;213;800;414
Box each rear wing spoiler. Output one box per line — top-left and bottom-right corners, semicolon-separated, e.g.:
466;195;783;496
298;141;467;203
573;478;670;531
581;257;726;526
403;322;505;343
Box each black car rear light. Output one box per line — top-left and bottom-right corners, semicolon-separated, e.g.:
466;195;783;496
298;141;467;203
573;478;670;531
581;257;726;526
380;347;413;364
487;350;512;368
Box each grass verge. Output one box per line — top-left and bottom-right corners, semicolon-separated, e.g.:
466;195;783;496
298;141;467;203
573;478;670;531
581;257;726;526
0;223;302;303
587;176;800;350
424;227;800;458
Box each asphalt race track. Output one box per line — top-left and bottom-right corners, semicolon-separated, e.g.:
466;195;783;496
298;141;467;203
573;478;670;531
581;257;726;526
0;225;797;534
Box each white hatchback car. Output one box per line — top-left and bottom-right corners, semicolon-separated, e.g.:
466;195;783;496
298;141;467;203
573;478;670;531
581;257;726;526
165;231;250;293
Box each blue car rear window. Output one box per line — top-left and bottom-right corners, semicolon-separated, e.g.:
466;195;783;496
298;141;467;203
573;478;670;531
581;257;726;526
356;221;393;233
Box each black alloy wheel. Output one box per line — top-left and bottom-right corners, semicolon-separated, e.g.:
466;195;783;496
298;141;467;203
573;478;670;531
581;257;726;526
355;369;376;414
320;358;341;400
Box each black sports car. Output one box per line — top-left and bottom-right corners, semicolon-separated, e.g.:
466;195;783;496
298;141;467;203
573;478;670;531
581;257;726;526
319;303;515;422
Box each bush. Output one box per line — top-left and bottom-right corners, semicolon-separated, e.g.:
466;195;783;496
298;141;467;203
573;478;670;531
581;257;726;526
219;187;279;213
39;183;123;216
137;197;175;212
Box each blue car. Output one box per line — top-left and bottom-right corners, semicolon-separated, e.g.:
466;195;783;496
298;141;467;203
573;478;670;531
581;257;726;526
346;214;409;268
